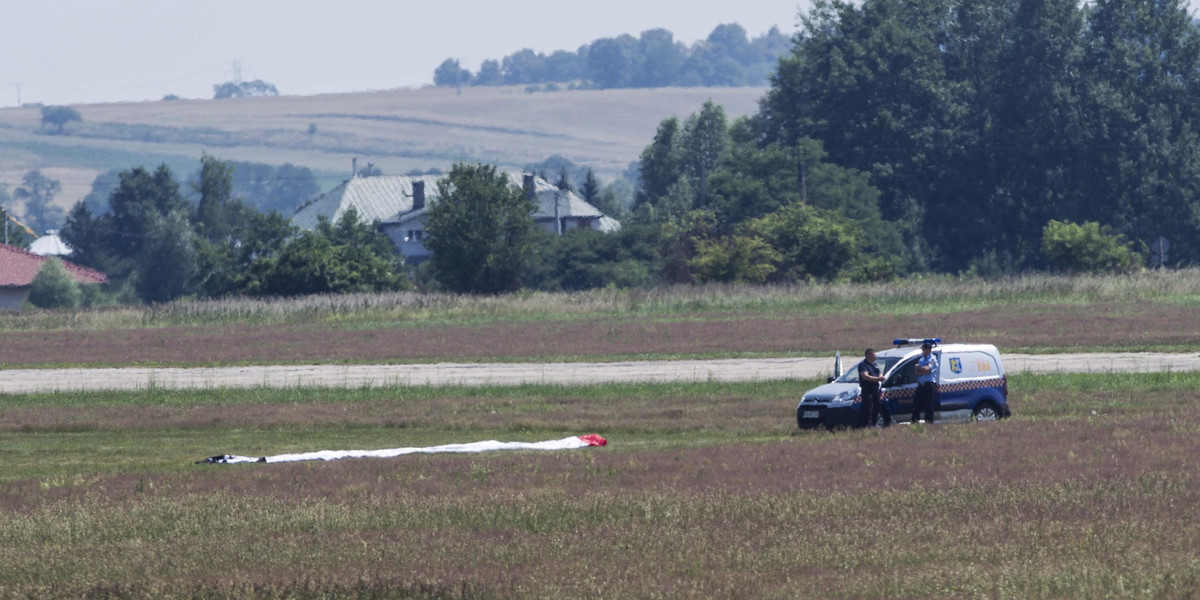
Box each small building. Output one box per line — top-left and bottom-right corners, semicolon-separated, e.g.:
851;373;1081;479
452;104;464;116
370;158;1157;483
292;172;620;264
0;245;108;310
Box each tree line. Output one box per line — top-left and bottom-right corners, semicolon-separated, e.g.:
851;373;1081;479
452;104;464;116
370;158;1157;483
433;24;790;90
757;0;1200;273
26;0;1192;306
52;155;407;308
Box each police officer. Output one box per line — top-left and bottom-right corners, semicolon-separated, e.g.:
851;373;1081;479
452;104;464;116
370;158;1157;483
856;348;889;427
911;341;939;424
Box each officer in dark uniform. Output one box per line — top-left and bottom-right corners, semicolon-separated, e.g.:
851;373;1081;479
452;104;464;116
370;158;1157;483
856;348;889;427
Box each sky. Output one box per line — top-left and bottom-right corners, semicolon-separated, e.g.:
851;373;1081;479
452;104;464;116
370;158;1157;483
2;0;812;107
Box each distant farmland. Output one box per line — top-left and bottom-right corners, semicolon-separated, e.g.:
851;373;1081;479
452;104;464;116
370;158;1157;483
0;85;766;211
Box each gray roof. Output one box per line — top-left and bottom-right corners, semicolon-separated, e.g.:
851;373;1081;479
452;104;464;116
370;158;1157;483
293;173;617;230
292;175;441;230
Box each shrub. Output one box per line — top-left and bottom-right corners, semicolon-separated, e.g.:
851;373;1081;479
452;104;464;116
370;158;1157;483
1041;220;1144;274
27;257;82;309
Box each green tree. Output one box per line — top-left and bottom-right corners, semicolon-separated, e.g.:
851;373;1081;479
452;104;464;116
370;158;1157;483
193;154;235;243
689;235;779;283
579;168;601;206
526;226;660;291
680;24;755;86
13;170;64;234
187;155;297;297
587;36;638;88
27;257;81;309
474;60;503;86
213;79;278;99
433;58;472;88
1041;220;1144;274
554;166;571;192
1077;0;1200;264
40;105;81;133
544;50;584;82
744;202;860;282
243;207;407;296
633;116;683;215
60;164;197;303
634;29;686;87
679;99;730;208
762;0;968;268
502;48;548;84
138;210;198;303
424;163;537;294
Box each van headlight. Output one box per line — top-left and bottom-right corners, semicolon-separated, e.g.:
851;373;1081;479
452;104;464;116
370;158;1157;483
832;390;858;404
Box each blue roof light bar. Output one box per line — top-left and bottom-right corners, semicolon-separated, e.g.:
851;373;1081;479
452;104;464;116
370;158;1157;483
893;337;941;347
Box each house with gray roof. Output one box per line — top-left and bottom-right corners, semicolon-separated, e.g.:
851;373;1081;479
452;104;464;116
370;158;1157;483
292;172;620;263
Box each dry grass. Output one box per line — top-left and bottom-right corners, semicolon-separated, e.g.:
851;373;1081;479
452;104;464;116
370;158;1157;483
1;271;1199;367
0;374;1198;598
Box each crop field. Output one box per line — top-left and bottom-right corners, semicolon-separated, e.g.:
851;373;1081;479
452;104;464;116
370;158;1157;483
1;273;1198;598
0;85;765;210
1;373;1198;599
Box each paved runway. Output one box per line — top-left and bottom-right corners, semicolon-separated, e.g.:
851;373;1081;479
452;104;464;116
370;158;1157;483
1;352;1197;393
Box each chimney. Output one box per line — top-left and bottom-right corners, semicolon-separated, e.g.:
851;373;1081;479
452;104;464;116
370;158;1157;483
412;180;425;210
352;157;358;178
523;173;535;201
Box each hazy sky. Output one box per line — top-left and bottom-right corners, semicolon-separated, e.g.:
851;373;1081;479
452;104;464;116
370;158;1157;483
3;0;812;107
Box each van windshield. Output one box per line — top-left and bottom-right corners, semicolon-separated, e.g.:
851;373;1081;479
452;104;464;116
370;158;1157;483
836;357;901;384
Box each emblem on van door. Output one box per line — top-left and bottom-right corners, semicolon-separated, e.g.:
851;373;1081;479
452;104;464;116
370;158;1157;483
949;357;963;374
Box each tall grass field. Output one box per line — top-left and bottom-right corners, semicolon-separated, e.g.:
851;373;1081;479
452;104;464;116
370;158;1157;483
1;270;1199;368
0;373;1197;599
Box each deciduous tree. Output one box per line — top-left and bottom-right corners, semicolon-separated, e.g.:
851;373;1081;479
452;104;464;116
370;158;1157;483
39;105;81;133
424;163;537;294
13;170;63;234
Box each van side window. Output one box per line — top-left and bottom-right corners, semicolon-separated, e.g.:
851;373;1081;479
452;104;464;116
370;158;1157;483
887;360;917;387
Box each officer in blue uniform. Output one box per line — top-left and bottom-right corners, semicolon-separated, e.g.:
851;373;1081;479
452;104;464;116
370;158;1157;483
911;341;939;423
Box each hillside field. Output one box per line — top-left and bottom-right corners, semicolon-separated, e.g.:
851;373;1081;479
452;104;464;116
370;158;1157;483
0;85;765;215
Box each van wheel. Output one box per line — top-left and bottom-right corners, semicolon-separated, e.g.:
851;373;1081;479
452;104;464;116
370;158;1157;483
972;402;1000;422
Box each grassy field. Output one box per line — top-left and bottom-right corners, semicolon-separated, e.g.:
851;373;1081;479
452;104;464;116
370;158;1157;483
1;270;1198;367
0;372;1198;599
1;273;1198;597
0;85;765;212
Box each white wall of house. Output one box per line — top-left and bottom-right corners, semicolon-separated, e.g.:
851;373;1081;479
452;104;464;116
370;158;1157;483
0;287;27;311
383;221;432;263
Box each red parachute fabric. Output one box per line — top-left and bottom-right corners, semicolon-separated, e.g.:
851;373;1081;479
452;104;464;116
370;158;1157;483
578;434;607;446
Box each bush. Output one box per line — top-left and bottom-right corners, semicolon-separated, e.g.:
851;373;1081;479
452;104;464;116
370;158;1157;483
1041;220;1144;274
27;258;82;309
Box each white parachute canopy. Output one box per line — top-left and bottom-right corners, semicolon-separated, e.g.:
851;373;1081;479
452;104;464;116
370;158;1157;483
198;434;608;465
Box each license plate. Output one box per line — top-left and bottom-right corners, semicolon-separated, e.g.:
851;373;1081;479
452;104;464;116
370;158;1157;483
802;411;819;419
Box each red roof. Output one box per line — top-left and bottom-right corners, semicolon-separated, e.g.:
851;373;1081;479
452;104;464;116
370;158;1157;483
0;244;108;287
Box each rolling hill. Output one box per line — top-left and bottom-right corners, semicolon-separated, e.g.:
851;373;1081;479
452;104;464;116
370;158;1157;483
0;85;766;218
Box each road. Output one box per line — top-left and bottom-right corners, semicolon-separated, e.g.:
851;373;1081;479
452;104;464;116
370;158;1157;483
1;353;1197;393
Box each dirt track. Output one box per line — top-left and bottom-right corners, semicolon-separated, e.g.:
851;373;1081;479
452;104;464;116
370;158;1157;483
1;353;1197;393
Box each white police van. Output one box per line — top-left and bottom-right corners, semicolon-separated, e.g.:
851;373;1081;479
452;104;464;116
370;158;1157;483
796;338;1011;429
